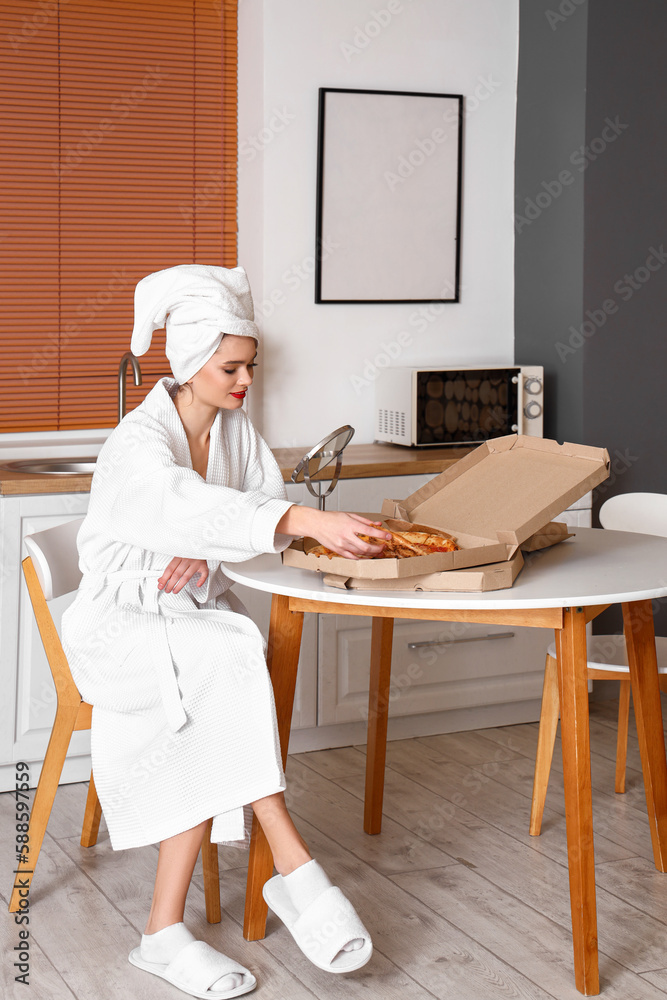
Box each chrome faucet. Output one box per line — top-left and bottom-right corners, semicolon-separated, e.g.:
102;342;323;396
118;352;143;422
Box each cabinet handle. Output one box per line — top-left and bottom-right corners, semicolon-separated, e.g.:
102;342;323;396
407;632;515;649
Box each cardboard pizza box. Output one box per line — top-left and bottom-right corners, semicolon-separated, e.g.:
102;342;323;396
281;527;501;580
282;435;607;582
521;520;574;552
381;434;608;558
321;548;525;593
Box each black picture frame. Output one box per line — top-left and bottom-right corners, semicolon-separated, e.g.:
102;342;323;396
315;87;463;305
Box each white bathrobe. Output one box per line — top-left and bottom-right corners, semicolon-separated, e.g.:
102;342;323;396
61;377;295;851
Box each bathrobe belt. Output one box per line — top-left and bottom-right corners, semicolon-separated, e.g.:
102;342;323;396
79;569;265;734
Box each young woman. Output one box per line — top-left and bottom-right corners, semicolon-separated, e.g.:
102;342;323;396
61;264;389;999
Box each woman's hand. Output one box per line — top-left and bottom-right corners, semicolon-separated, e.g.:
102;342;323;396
313;512;392;559
158;557;209;594
276;507;392;559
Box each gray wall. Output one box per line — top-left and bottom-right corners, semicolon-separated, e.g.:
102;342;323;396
516;0;667;479
514;0;588;445
583;0;667;502
516;0;667;634
583;0;667;634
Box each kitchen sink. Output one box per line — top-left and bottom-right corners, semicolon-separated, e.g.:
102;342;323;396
0;459;97;475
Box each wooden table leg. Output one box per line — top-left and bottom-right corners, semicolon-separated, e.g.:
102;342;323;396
614;680;631;794
80;769;103;848
530;651;560;836
201;817;221;924
623;599;667;870
557;608;599;996
243;593;304;941
364;617;394;835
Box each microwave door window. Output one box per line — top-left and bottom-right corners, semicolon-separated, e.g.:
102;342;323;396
416;369;519;445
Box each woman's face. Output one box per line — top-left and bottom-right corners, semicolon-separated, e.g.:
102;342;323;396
188;335;257;410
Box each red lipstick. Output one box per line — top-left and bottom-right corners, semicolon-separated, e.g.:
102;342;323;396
231;391;246;399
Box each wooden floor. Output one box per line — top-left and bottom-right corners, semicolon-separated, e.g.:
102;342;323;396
4;699;667;999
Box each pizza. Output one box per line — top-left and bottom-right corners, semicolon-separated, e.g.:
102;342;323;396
308;529;459;560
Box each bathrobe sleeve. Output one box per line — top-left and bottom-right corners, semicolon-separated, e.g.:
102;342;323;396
186;414;297;603
105;415;294;563
240;411;297;551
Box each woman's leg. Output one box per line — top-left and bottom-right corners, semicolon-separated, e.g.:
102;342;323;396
250;791;311;875
251;791;367;964
140;819;247;993
144;819;208;934
142;794;310;932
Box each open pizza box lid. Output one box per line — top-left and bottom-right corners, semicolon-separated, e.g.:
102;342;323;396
381;434;609;556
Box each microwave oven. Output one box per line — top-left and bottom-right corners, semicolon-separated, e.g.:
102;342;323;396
375;365;544;447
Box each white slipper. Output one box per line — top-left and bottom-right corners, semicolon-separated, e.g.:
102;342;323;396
262;861;372;974
129;923;256;999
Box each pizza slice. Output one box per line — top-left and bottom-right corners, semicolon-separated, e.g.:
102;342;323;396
308;528;458;560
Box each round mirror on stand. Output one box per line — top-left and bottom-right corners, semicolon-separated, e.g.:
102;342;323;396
290;425;355;510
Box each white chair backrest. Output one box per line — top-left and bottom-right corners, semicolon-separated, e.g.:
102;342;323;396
599;493;667;538
23;517;85;601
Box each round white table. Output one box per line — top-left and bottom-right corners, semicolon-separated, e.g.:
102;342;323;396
224;528;667;996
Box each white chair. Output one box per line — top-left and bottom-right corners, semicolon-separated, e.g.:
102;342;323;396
530;493;667;836
7;518;222;920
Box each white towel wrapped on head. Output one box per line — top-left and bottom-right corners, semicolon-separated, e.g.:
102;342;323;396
131;264;260;383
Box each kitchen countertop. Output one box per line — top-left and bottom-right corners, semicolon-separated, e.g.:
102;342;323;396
0;442;474;496
273;442;474;482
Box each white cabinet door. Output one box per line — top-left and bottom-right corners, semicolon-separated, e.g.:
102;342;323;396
0;493;91;791
553;508;592;528
318;473;552;733
335;473;435;516
318;613;551;727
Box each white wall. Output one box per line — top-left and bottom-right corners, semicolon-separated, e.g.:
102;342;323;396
239;0;519;448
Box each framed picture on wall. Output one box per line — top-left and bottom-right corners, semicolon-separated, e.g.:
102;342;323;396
315;87;463;304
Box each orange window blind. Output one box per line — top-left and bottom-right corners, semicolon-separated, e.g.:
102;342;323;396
0;0;238;432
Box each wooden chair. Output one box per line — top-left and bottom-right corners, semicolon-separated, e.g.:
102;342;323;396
7;517;221;922
530;493;667;835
